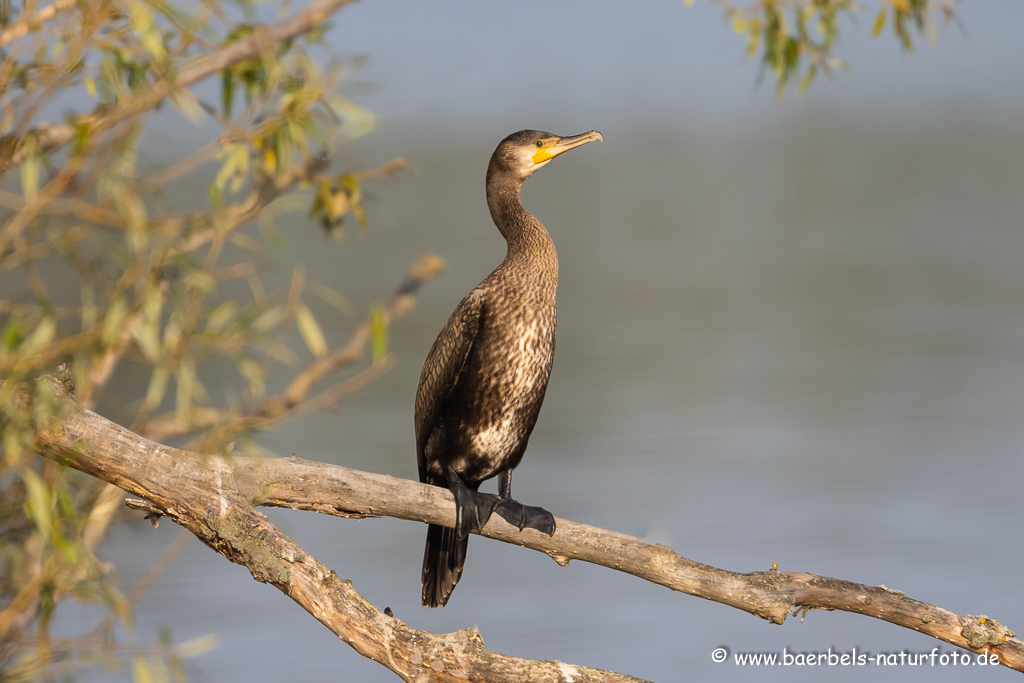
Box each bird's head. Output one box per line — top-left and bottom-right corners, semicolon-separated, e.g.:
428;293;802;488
490;129;603;182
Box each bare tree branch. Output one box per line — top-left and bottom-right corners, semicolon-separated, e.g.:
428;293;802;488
25;380;648;683
0;0;78;48
11;375;1020;679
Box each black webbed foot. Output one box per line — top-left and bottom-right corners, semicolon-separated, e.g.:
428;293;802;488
446;467;501;541
494;499;556;535
452;487;501;540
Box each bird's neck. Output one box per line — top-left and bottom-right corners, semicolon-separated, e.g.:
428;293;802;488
486;174;557;267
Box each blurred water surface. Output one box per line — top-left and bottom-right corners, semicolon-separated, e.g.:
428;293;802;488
60;105;1024;683
25;0;1024;679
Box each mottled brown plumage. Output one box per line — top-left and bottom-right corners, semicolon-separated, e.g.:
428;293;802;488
416;129;601;607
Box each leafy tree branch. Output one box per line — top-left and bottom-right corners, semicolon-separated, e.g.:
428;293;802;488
705;0;960;96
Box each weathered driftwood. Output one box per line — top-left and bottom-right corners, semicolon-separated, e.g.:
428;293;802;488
25;378;1023;679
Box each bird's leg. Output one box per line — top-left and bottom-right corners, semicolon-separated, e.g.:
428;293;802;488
494;469;556;536
498;469;513;500
445;467;500;541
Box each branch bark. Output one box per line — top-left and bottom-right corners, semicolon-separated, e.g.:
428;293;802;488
24;380;645;683
0;0;77;48
15;375;1021;679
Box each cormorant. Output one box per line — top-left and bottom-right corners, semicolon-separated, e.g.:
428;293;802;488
416;129;602;607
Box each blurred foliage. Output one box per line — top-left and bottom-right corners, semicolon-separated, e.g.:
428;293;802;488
0;0;966;679
0;0;401;678
698;0;961;97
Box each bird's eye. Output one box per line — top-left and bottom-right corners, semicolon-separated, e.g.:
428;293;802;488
535;140;543;148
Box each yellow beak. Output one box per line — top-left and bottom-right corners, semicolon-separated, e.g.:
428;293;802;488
532;130;603;164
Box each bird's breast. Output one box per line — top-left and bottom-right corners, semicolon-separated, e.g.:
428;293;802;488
452;301;556;478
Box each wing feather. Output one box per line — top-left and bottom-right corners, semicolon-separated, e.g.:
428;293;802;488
415;289;485;481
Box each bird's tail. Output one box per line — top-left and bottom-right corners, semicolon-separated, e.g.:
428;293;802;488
421;523;469;607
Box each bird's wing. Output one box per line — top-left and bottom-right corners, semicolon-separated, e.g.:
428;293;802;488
415;288;486;481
